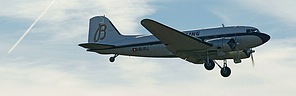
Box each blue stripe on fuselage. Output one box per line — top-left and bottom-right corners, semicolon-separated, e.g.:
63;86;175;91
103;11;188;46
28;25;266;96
198;32;270;43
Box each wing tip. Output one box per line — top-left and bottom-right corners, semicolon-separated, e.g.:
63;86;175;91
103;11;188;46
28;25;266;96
141;19;152;26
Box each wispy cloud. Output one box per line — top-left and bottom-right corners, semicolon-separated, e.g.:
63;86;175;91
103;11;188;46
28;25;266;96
236;0;296;26
1;0;296;96
0;0;162;95
1;0;157;45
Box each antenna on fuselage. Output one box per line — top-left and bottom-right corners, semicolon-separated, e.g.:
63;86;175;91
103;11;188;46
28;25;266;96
222;23;225;27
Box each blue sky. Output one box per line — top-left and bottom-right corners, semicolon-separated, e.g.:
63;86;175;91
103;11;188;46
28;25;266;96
1;0;296;96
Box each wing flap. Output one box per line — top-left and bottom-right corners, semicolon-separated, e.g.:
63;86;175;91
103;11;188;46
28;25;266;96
141;19;212;54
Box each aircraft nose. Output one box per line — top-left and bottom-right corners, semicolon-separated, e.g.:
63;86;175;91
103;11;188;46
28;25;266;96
258;33;270;43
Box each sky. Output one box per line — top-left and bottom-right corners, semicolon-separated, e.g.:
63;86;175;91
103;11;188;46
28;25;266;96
0;0;296;96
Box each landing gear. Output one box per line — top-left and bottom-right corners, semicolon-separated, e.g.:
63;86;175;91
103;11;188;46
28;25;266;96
220;67;231;77
204;55;215;70
220;60;231;77
204;59;215;70
109;54;118;62
204;59;231;77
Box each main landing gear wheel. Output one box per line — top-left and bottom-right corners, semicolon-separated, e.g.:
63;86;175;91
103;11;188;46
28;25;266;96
204;60;215;70
219;60;231;77
109;54;118;63
220;67;231;77
203;59;232;77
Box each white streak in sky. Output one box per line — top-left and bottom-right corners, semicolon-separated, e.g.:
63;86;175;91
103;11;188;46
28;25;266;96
7;0;56;54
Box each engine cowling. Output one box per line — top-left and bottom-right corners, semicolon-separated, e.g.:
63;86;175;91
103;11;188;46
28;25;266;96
207;38;235;52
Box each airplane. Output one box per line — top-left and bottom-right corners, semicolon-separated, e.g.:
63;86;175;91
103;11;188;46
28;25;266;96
79;16;270;77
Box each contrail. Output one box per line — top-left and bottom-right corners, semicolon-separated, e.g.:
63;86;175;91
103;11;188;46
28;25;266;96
7;0;56;54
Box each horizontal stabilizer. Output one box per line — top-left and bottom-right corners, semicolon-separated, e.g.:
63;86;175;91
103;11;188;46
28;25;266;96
79;43;115;50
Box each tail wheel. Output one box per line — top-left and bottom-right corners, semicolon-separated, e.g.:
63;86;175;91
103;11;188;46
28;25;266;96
204;60;215;70
109;54;118;63
220;67;231;77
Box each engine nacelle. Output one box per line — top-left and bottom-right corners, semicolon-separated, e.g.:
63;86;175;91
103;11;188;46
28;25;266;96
207;38;254;63
207;38;235;52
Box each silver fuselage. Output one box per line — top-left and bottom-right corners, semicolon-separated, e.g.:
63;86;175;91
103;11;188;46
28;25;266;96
89;26;270;62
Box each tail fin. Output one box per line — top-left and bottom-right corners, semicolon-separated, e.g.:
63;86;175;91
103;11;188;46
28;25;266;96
88;16;123;44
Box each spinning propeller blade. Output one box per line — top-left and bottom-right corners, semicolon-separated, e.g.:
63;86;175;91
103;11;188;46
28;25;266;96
250;49;255;67
251;53;255;67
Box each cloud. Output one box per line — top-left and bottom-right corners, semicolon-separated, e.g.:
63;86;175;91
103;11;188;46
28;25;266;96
48;0;156;43
116;58;160;85
0;58;89;96
0;0;157;45
202;0;296;39
0;0;164;95
236;0;296;26
249;38;296;95
2;0;296;96
202;0;296;28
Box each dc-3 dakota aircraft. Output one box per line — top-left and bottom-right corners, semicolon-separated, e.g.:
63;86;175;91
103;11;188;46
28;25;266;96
79;16;270;77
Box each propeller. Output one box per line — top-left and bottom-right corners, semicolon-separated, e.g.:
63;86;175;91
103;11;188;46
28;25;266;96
243;48;255;67
251;53;255;67
250;49;255;67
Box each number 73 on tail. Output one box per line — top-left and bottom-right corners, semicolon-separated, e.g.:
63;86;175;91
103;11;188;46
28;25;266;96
79;16;270;77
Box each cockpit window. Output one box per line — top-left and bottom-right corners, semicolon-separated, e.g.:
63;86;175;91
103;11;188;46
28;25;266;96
246;29;251;33
246;28;260;33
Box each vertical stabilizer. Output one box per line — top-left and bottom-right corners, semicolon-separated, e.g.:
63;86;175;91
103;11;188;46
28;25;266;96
88;16;123;44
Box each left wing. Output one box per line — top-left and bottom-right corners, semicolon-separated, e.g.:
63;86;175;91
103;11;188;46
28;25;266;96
141;19;212;57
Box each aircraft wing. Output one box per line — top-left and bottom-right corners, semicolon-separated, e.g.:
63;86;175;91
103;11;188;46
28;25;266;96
141;19;212;56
